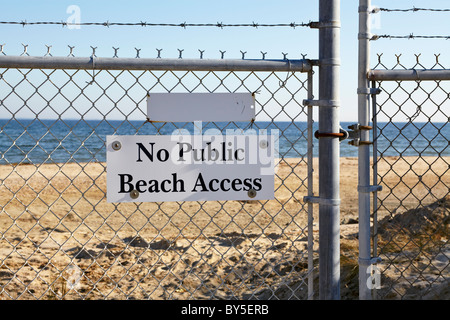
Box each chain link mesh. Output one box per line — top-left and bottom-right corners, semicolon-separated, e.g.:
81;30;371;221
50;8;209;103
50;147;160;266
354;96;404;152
372;54;449;299
0;48;316;299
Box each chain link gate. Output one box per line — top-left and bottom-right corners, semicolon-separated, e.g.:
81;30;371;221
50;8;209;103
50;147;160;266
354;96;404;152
357;0;449;300
0;51;321;299
368;55;450;299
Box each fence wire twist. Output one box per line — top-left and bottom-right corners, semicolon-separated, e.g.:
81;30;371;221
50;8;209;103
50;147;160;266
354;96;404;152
371;54;449;299
0;47;318;300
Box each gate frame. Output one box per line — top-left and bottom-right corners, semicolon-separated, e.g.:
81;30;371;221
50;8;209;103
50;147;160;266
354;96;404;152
0;1;344;300
0;53;322;299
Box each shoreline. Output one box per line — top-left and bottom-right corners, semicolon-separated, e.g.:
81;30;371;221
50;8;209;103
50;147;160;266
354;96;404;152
1;155;449;219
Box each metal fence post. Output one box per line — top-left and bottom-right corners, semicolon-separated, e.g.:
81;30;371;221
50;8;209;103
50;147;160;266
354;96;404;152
307;70;315;300
357;0;372;300
318;0;341;300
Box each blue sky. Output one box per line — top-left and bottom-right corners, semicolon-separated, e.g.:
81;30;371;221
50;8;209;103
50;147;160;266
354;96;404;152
1;0;449;121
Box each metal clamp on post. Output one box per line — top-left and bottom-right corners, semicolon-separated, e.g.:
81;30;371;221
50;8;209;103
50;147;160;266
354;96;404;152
358;256;382;266
319;58;340;66
303;99;340;108
358;185;382;193
358;32;373;40
303;196;341;207
357;87;381;95
348;123;373;146
309;21;341;29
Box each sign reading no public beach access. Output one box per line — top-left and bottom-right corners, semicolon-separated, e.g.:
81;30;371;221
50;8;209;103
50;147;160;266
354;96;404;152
106;134;275;203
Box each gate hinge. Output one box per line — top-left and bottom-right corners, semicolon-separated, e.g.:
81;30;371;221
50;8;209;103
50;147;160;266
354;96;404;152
347;123;373;146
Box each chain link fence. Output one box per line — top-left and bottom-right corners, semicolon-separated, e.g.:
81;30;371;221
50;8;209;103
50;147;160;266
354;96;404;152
0;48;319;300
370;54;449;299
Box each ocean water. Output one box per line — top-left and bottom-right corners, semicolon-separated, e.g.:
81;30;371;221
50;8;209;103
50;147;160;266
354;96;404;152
0;119;449;164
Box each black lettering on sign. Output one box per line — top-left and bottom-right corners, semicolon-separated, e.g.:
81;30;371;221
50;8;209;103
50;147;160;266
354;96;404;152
118;173;185;194
191;173;263;193
136;142;169;162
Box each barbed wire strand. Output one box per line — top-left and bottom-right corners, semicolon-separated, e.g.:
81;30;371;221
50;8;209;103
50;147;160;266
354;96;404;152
369;7;450;40
0;20;312;28
378;7;450;13
371;34;450;40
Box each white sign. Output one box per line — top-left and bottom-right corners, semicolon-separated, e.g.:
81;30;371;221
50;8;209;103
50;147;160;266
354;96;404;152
106;134;275;203
147;93;255;122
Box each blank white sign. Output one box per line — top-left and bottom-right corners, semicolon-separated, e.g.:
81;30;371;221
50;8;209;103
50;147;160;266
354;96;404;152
147;93;255;122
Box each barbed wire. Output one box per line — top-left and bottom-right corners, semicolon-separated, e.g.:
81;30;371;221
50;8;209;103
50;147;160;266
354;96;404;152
377;7;450;13
371;34;450;40
0;20;312;29
369;6;450;40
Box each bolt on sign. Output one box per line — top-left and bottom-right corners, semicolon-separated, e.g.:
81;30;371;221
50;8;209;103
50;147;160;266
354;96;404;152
106;133;276;202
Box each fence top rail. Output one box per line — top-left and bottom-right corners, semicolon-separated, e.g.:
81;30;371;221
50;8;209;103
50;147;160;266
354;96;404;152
368;69;450;81
0;55;312;72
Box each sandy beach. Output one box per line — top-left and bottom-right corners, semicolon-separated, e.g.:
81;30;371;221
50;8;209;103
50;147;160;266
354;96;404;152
0;156;448;299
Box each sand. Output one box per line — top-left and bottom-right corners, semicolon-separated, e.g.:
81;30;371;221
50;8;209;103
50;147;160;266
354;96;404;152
0;156;448;300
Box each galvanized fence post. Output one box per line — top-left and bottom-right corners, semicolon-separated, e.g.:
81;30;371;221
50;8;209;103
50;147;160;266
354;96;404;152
307;70;315;300
357;0;373;300
318;0;341;300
